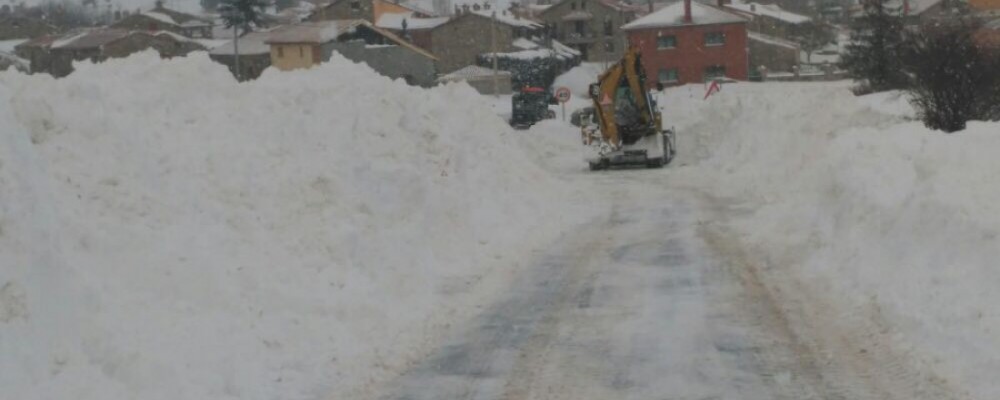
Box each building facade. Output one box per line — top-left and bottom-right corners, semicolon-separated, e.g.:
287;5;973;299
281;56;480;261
112;5;214;38
426;10;541;74
536;0;637;62
0;16;57;40
16;29;204;77
623;0;748;88
266;20;438;86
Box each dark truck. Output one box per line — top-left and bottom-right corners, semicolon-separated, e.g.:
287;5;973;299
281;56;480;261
509;87;557;130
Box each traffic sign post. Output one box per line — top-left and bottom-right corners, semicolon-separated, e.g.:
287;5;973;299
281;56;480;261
555;86;571;121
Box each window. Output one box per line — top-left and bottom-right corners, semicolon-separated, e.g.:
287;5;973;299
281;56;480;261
603;17;613;36
705;32;725;46
704;65;726;81
277;46;284;58
658;68;678;83
299;46;304;57
605;41;614;53
656;35;676;49
581;0;586;9
570;2;576;10
350;0;360;12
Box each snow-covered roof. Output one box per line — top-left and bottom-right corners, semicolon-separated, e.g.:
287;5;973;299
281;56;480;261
470;9;543;28
0;51;28;71
210;29;277;55
266;19;364;43
551;39;581;56
725;1;810;24
376;11;450;30
512;37;539;49
623;1;746;29
748;31;798;49
900;0;943;15
143;11;181;26
438;64;511;80
0;39;28;54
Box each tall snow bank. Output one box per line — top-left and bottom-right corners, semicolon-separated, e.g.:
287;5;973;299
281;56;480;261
0;51;576;400
664;82;1000;398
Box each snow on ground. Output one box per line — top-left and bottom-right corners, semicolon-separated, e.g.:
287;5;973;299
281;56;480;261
660;81;1000;399
0;51;586;400
552;62;606;99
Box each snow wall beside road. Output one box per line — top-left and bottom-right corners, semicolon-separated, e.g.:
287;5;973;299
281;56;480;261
0;51;577;400
663;83;1000;399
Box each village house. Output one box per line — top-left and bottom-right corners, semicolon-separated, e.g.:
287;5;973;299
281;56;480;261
307;0;435;24
748;31;799;75
722;0;811;39
265;19;438;86
422;8;543;74
535;0;639;62
209;30;274;80
623;0;748;87
851;0;968;24
112;3;214;38
0;16;58;40
15;28;205;77
374;11;450;50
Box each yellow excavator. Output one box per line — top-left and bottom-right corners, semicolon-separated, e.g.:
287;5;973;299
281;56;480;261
581;46;676;170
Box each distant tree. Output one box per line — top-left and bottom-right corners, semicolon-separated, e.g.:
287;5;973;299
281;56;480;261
797;22;836;64
218;0;267;80
840;0;907;93
900;19;1000;132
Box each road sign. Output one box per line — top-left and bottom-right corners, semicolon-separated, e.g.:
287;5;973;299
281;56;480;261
554;87;571;121
555;87;572;103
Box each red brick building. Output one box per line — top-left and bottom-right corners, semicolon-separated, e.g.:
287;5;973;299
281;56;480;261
623;0;748;88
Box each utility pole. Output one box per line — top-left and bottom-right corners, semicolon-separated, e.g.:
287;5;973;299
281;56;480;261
491;10;499;98
233;24;240;81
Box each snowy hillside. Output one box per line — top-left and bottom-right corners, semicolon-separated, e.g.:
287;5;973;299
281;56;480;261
0;52;583;400
663;83;1000;399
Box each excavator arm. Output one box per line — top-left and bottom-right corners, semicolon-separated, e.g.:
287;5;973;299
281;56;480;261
588;46;659;149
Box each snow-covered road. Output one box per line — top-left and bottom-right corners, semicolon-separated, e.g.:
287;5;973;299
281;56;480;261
374;117;968;400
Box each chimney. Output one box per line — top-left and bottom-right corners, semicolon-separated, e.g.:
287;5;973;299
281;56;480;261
683;0;691;23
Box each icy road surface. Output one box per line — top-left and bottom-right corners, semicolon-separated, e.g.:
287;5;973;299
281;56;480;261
376;123;965;400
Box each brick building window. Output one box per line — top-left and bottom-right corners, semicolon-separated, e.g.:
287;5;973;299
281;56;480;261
704;65;726;81
658;68;678;83
704;32;725;46
656;35;676;49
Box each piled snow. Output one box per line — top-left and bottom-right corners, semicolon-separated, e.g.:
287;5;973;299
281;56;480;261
552;62;605;98
0;51;579;400
662;82;1000;399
